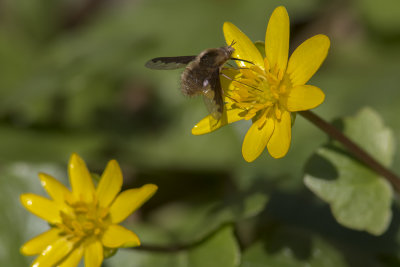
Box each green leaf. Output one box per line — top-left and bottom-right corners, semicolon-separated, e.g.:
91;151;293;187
177;192;268;243
304;107;395;235
341;107;395;167
106;226;240;267
133;191;268;245
241;226;348;267
188;226;240;267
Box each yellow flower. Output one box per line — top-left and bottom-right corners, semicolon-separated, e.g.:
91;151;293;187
192;6;330;161
20;153;157;267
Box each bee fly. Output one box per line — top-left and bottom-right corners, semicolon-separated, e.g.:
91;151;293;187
145;42;246;120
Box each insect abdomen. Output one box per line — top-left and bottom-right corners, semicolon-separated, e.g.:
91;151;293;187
181;61;211;96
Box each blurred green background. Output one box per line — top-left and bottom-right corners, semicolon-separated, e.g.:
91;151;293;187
1;0;400;266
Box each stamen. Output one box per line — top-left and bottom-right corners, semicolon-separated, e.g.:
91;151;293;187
221;57;289;123
264;58;270;72
274;105;282;120
58;200;110;241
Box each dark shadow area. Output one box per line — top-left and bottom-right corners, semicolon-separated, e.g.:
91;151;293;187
304;152;338;181
125;167;234;212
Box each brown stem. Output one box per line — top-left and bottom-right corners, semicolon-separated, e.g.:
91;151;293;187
299;110;400;193
133;243;196;253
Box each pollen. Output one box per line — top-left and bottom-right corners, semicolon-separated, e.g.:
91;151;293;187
228;64;290;121
58;198;110;242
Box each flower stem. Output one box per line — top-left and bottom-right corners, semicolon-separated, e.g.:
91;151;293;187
299;110;400;193
134;243;195;252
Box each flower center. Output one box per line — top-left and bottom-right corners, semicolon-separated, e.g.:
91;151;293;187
58;199;109;243
226;64;291;120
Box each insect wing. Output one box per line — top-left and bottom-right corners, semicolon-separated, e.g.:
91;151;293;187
202;70;224;120
145;56;196;70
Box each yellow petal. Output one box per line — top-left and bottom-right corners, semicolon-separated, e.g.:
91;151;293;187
287;34;330;86
265;6;290;78
109;184;158;224
38;173;72;211
101;224;140;248
68;153;95;203
267;111;292;158
192;108;244;135
58;245;83;267
84;240;103;267
223;22;264;68
21;228;60;256
96;160;123;208
242;115;275;162
286;85;325;112
31;237;74;267
20;194;61;224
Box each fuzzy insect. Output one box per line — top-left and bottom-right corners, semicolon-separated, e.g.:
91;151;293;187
145;44;237;119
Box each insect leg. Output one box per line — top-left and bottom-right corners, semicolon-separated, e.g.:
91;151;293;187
220;73;262;92
230;58;254;65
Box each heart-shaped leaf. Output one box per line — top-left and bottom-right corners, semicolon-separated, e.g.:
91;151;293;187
304;107;395;235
